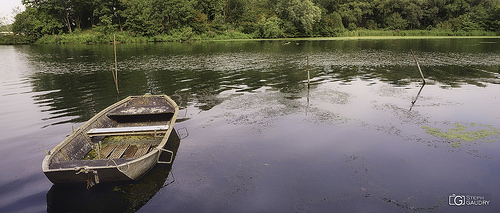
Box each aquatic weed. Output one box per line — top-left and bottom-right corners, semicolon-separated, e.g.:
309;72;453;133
422;123;500;145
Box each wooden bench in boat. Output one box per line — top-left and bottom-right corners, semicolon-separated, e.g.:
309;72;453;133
100;144;118;158
122;145;138;158
87;125;169;137
133;143;151;158
50;143;152;169
97;143;153;159
109;144;130;159
50;142;152;168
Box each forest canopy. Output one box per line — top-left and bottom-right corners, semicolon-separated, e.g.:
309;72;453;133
10;0;500;42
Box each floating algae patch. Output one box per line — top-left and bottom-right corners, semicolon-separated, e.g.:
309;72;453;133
422;123;500;146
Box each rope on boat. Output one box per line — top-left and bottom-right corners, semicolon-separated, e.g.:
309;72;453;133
75;166;100;189
107;159;130;173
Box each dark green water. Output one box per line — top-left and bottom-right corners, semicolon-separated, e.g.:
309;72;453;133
1;38;499;212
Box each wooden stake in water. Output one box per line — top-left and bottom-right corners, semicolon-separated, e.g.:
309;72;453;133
112;34;119;94
307;56;310;88
410;49;426;84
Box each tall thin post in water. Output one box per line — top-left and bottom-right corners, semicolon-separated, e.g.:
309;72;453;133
410;49;426;84
112;34;119;94
409;49;426;111
307;56;310;88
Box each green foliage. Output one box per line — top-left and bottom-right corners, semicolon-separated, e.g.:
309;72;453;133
194;29;253;40
170;27;194;42
12;7;64;42
402;1;424;29
488;5;500;31
154;0;196;32
338;1;372;31
333;29;496;37
276;0;321;35
23;0;77;33
120;0;159;36
10;0;500;43
35;29;150;44
330;12;345;30
385;12;408;30
0;34;31;44
315;12;345;36
0;16;11;32
94;15;116;35
262;16;285;38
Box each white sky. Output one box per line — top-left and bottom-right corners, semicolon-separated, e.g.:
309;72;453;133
0;0;25;24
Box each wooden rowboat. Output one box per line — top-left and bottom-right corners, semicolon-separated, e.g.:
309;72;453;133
42;94;179;186
46;130;181;212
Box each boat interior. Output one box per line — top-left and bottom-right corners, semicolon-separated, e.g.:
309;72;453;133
48;96;176;169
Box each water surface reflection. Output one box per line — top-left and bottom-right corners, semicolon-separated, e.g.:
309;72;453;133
14;40;499;125
0;39;499;212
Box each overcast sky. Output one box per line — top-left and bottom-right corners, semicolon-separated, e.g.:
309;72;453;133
1;0;24;24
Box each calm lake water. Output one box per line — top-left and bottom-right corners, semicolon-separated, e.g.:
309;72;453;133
1;38;499;212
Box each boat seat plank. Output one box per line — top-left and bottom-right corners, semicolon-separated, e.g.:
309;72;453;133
122;145;138;158
108;144;130;159
100;144;118;159
134;144;151;158
87;125;169;137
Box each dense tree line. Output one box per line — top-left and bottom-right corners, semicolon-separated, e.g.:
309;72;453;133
11;0;500;41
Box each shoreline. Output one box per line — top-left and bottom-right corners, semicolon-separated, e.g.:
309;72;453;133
211;35;500;42
1;32;499;45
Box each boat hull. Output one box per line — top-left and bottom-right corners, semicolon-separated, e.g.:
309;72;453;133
43;150;159;183
42;94;178;185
